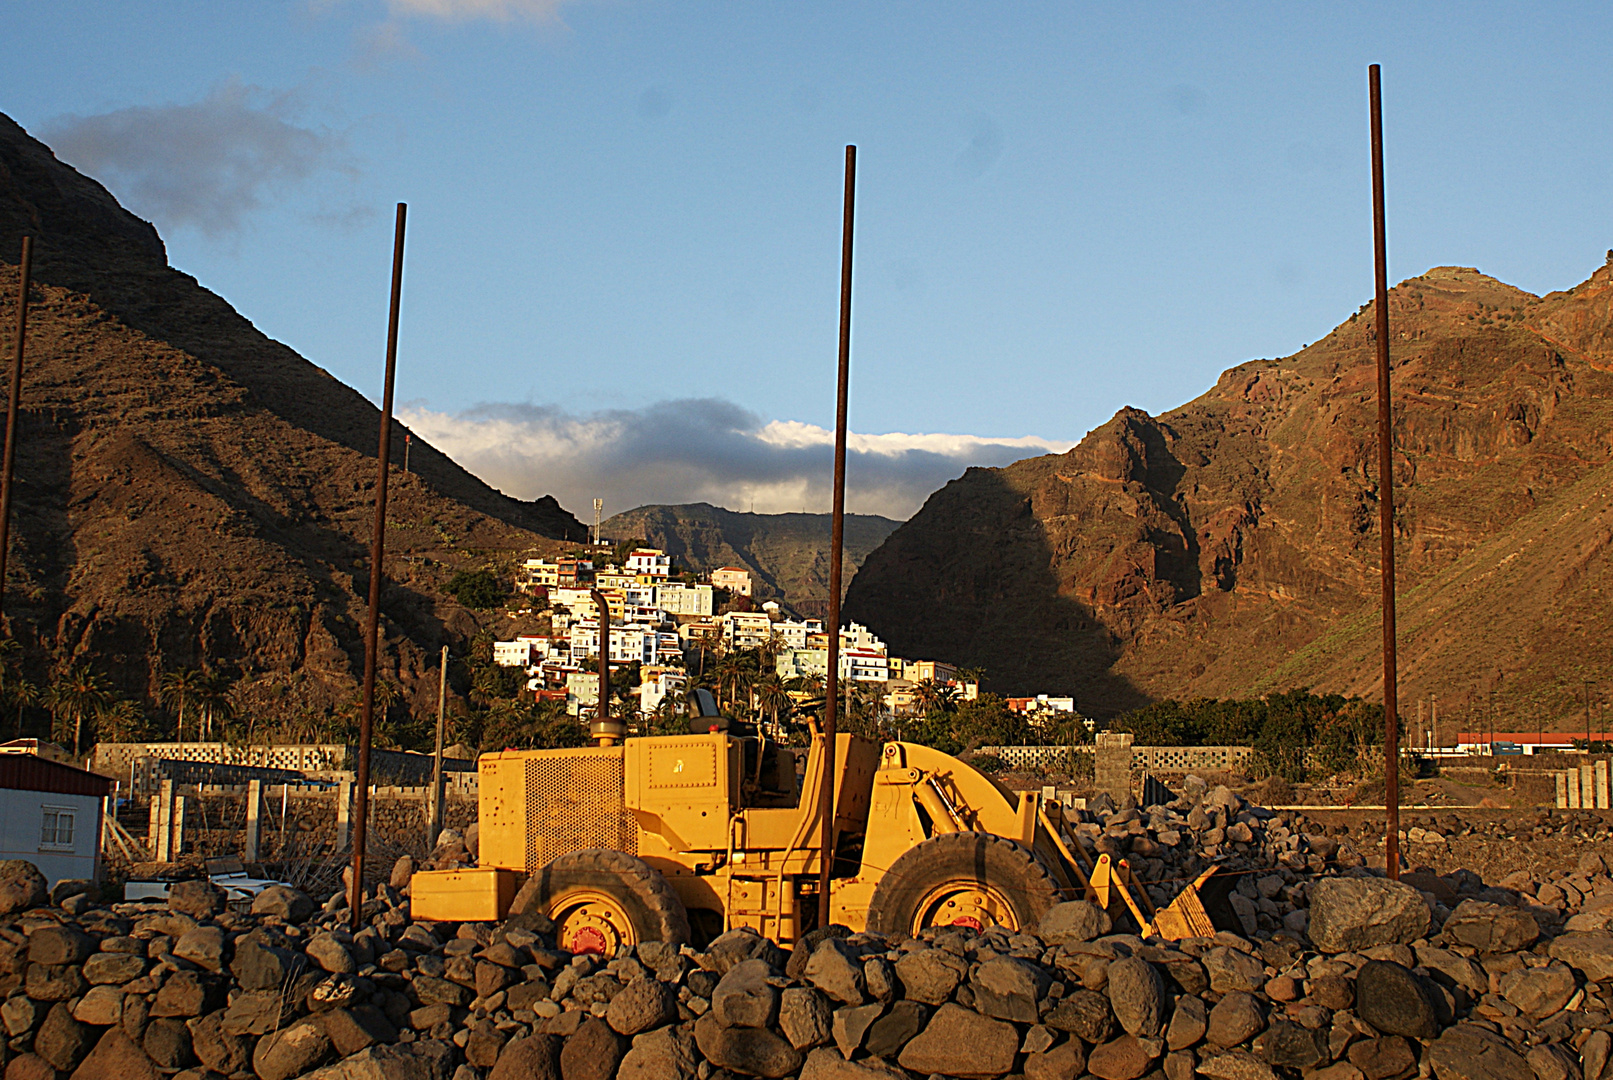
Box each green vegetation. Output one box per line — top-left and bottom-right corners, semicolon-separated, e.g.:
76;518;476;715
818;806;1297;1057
446;568;507;609
1112;689;1385;782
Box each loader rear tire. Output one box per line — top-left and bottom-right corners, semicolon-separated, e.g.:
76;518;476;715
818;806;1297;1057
511;849;690;955
866;831;1058;939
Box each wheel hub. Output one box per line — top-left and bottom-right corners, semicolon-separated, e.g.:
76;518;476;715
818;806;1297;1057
552;891;637;955
912;882;1017;935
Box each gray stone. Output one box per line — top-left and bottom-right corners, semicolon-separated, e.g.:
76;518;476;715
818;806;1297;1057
1309;878;1431;954
833;1002;885;1057
306;932;357;975
617;1025;697;1080
1429;1024;1533;1080
1039;900;1114;944
701;927;785;975
780;986;833;1049
863;956;898;1002
1207;991;1265;1047
66;1028;163;1080
84;951;146;984
252;884;317;923
1499;963;1577;1020
1088;1034;1164;1080
1442;900;1539;953
252;1017;336;1080
606;975;679;1036
1046;986;1116;1042
173;925;227;972
34;1001;95;1073
231;934;308;991
863;999;927;1059
1549;931;1613;982
893;947;968;1005
806;937;867;1006
321;1004;397;1057
487;1034;562;1080
897;1003;1020;1079
1166;994;1207;1051
1253;1020;1328;1069
560;1017;625;1080
189;1009;253;1073
304;1040;457;1080
0;860;47;915
1;994;41;1035
25;960;86;1000
1525;1044;1577;1080
1415;947;1486;996
28;923;93;965
72;985;125;1025
1203;946;1267;993
151;969;226;1017
1355;960;1440;1039
143;1017;195;1069
1026;1038;1088;1080
222;988;295;1035
973;954;1050;1023
1108;955;1166;1038
1196;1049;1281;1080
167;879;226;919
799;1046;910;1079
712;958;780;1028
694;1012;803;1078
1348;1036;1418;1080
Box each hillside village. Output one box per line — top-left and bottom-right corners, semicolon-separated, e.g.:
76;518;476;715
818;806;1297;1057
489;547;1082;737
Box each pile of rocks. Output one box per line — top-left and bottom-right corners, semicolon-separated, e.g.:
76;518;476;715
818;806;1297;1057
1;842;1612;1080
1074;778;1368;938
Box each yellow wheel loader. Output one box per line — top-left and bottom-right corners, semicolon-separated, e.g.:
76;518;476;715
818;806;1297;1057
410;715;1236;952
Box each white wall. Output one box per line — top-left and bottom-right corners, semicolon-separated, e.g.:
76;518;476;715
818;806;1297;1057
0;788;101;886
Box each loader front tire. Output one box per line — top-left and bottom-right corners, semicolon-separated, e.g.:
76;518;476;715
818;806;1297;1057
866;831;1058;939
511;849;690;955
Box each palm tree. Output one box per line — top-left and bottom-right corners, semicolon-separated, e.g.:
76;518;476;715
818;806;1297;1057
7;677;36;737
714;652;754;714
195;670;236;741
159;669;205;745
44;667;112;757
97;698;149;742
754;675;790;739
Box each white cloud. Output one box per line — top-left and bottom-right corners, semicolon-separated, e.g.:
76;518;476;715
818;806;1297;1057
398;398;1070;520
44;83;354;238
385;0;569;21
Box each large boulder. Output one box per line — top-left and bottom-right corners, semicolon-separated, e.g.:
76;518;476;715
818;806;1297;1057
694;1013;803;1078
1548;931;1613;982
303;1040;456;1080
893;948;967;1005
897;1003;1020;1078
805;938;867;1006
1355;960;1441;1039
488;1034;562;1080
1107;955;1165;1038
712;959;781;1028
252;885;316;923
1429;1024;1533;1080
66;1028;162;1080
1441;901;1538;953
617;1025;697;1080
605;976;678;1036
167;880;226;919
0;861;47;915
1039;900;1113;944
973;955;1050;1024
1308;878;1430;953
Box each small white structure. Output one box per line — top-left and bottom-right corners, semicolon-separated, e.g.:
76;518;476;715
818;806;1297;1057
0;754;111;886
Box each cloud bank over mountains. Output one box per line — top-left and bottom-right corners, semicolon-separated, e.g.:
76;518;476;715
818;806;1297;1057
398;398;1069;520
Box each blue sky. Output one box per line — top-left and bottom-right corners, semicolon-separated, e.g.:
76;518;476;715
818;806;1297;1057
10;2;1613;517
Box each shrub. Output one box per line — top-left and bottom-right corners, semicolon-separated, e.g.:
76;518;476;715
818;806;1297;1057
447;569;506;609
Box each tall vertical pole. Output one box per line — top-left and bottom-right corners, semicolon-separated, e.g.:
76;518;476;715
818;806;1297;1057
350;203;407;929
1368;67;1400;880
429;644;448;848
0;237;34;631
819;145;856;927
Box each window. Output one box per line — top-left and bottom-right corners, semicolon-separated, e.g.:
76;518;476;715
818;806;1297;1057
40;807;75;851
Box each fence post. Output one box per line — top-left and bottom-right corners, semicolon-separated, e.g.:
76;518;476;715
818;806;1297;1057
1557;771;1568;809
244;779;263;862
154;779;174;861
1569;769;1582;809
1598;760;1609;810
172;794;185;858
336;780;353;851
1094;732;1135;806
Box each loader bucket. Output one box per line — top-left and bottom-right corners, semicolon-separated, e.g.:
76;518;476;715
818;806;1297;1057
1146;865;1243;940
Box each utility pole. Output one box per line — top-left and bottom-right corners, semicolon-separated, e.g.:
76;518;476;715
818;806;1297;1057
1586;679;1594;747
1367;65;1400;880
350;203;407;931
429;644;448;849
820;145;856;927
593;499;603;548
404;432;411;474
0;237;33;633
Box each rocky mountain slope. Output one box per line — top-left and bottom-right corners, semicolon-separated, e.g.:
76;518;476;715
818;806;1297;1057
0;113;585;724
845;261;1613;724
603;503;898;618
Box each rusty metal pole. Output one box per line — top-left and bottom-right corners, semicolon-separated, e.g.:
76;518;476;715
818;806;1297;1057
819;145;856;927
0;237;33;631
1368;67;1400;880
350;203;407;929
590;588;622;745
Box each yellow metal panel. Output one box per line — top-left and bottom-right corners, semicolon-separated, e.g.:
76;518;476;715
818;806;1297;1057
623;734;734;852
478;754;527;872
409;868;517;923
647;742;719;789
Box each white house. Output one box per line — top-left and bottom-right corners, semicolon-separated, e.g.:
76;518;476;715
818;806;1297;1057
626;549;672;578
0;755;112;886
654;583;714;618
721;611;774;649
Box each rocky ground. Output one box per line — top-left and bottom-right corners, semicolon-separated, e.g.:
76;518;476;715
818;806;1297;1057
3;780;1612;1080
